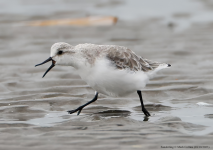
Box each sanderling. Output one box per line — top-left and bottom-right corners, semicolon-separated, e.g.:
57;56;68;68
35;42;171;116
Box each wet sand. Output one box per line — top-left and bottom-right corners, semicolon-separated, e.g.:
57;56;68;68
1;0;213;149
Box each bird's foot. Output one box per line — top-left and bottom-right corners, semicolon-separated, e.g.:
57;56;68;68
142;108;150;117
67;106;83;115
143;116;149;121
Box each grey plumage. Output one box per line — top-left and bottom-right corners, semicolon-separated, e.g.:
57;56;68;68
106;46;163;72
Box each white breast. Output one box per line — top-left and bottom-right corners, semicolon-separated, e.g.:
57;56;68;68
76;58;150;97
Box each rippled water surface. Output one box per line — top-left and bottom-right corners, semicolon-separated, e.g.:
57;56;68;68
1;0;213;149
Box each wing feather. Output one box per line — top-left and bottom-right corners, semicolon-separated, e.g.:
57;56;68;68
106;46;162;72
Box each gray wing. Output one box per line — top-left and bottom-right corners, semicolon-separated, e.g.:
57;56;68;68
106;46;162;72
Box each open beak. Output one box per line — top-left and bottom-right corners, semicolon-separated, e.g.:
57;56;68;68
35;57;56;78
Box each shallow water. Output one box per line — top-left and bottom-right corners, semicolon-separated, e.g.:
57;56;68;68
1;0;213;149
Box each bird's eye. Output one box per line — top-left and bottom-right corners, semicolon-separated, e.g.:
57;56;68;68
58;51;63;55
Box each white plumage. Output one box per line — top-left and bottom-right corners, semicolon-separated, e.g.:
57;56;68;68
35;42;171;116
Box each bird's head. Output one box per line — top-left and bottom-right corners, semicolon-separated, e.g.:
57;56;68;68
35;42;75;78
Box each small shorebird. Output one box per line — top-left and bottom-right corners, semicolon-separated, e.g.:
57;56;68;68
35;42;171;116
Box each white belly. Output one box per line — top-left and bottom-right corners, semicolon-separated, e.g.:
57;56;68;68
77;59;149;97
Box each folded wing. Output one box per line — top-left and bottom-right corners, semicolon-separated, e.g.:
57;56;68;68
106;46;162;72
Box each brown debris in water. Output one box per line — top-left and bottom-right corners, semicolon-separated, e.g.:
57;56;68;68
26;16;118;26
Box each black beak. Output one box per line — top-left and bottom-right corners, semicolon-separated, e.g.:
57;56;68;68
35;57;56;78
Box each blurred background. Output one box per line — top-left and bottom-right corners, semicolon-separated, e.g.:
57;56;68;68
0;0;213;149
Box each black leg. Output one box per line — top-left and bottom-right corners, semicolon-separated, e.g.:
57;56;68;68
67;92;99;115
137;90;150;116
